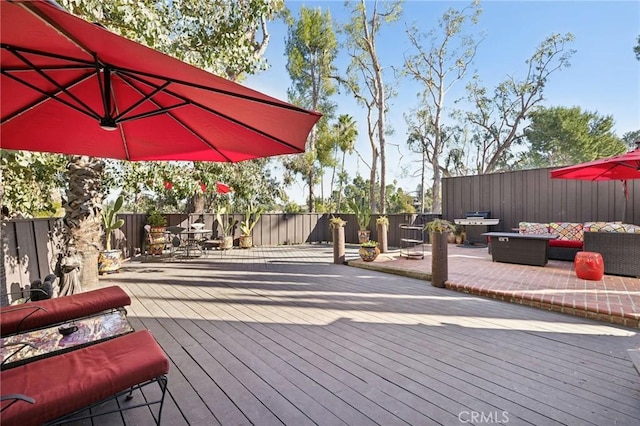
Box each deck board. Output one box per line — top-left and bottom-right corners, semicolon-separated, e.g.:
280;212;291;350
87;245;640;425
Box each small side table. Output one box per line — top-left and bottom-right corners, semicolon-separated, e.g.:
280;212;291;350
575;251;604;280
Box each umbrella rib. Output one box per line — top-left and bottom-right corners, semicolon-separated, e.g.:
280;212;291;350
118;70;303;153
114;71;233;163
2;46;101;120
1;69;100;124
113;68;318;117
113;81;172;120
21;1;96;59
0;44;97;68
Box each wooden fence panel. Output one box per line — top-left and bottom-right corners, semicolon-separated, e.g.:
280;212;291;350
443;167;640;231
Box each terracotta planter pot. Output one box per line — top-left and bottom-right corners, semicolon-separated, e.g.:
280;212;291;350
357;230;371;244
147;226;166;255
98;250;122;274
239;235;253;249
220;236;233;250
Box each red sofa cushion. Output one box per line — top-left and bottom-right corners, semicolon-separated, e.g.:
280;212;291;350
549;239;583;249
0;330;169;426
0;286;131;336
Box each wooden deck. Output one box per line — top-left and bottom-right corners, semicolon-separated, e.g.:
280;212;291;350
83;245;639;425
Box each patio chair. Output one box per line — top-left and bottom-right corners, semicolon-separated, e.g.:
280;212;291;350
0;286;131;336
1;330;169;425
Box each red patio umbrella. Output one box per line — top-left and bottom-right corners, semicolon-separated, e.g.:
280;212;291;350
215;182;232;194
549;148;640;181
550;146;640;222
0;0;321;162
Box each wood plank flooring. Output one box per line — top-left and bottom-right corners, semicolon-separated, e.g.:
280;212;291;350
78;245;640;425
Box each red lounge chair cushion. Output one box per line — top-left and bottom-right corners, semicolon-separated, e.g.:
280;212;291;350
0;330;169;426
549;239;583;249
0;286;131;336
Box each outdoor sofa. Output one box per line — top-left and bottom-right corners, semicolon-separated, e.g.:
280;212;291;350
584;231;640;277
519;221;640;276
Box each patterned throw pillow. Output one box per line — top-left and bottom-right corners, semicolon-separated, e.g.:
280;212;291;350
519;222;549;235
585;221;624;232
549;222;584;241
583;222;608;233
597;222;627;233
623;224;640;233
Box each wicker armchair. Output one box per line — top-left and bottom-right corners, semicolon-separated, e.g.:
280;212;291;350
583;232;640;277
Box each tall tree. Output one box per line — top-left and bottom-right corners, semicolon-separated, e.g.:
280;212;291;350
403;1;482;213
622;130;640;150
284;6;338;212
340;0;402;214
331;115;358;212
522;106;626;167
634;35;640;61
461;33;576;173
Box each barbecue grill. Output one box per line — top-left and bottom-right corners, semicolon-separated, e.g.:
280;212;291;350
454;211;499;246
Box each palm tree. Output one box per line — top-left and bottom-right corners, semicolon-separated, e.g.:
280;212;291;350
331;115;358;212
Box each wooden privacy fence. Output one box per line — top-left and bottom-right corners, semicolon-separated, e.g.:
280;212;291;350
442;166;640;231
2;213;439;297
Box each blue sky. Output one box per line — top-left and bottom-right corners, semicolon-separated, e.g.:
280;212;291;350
244;0;640;204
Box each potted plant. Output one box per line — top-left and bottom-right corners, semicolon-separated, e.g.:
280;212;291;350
376;215;389;253
349;201;371;243
98;195;125;274
215;207;236;250
239;205;263;249
425;218;455;288
329;215;347;264
453;224;466;245
146;208;167;255
359;240;380;262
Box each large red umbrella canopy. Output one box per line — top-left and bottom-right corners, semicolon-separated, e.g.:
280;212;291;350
0;0;321;162
550;148;640;181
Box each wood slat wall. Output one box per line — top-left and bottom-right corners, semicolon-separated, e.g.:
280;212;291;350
442;167;640;231
1;213;440;302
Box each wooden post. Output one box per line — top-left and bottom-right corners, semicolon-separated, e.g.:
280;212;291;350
377;223;388;253
332;226;345;264
430;231;449;287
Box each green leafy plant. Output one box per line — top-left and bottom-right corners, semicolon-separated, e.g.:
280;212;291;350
348;201;371;231
215;206;237;238
329;215;347;228
454;224;465;236
376;215;389;226
146;208;167;227
361;240;378;248
102;195;125;251
240;205;264;236
424;218;455;233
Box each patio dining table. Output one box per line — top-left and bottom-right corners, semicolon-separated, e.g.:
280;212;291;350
175;229;212;258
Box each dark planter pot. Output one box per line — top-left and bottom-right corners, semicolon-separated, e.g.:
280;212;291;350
359;246;380;262
431;232;449;287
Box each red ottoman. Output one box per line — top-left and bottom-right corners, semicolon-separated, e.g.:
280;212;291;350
575;251;604;280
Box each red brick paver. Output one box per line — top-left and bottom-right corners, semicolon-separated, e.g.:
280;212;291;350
349;244;640;328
